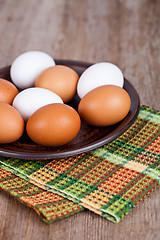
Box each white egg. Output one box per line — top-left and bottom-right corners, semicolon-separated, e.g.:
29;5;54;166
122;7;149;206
10;51;55;89
12;87;63;121
77;62;124;99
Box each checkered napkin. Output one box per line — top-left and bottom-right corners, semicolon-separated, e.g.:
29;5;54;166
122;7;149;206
0;105;160;223
0;168;83;223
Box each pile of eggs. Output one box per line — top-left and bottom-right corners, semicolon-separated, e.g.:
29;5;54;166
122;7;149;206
0;51;131;147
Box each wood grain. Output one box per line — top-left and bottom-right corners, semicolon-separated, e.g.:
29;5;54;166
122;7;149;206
0;0;160;239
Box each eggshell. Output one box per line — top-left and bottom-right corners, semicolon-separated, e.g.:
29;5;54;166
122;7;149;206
0;102;24;143
26;103;81;147
77;62;124;99
10;51;55;89
78;85;131;126
0;78;19;104
35;65;79;103
12;87;63;122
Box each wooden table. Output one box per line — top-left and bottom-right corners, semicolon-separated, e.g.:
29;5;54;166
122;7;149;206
0;1;160;239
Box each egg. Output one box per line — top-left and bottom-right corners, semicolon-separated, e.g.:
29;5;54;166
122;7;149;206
0;78;19;104
0;102;24;143
26;103;81;147
12;87;63;121
10;51;55;89
78;85;131;126
77;62;124;99
35;65;79;103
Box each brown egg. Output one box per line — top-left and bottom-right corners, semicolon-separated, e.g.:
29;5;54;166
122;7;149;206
35;65;79;103
78;85;131;126
0;78;19;104
0;102;24;143
26;103;81;146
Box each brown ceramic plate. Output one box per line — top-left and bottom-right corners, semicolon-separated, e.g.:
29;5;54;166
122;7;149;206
0;60;140;160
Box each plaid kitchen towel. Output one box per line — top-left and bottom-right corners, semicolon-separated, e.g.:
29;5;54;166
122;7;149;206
0;105;160;223
0;168;83;223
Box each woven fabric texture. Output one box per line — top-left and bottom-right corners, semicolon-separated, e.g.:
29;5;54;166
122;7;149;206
0;105;160;223
0;168;83;223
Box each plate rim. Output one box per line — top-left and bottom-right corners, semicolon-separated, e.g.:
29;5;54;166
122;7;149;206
0;60;140;160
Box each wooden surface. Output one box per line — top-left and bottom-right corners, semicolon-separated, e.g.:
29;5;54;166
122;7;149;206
0;0;160;239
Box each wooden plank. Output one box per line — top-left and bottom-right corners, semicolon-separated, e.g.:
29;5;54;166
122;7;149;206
0;0;160;239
